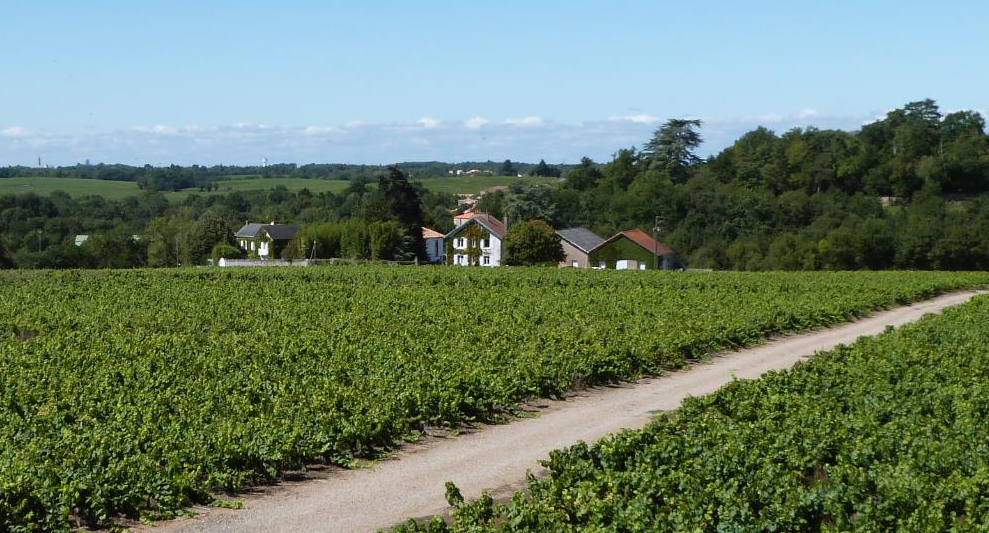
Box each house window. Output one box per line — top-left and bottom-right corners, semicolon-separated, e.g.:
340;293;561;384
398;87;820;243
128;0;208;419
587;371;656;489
571;260;578;268
639;263;646;270
597;260;605;269
455;238;466;249
481;238;490;249
251;241;256;251
483;256;490;265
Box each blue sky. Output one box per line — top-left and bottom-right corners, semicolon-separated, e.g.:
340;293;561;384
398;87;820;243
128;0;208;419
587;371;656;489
1;0;987;166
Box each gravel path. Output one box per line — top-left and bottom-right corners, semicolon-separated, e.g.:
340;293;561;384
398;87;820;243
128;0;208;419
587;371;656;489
142;291;982;533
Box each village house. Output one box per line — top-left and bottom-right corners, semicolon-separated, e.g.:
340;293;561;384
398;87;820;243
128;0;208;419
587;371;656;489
445;213;506;267
422;227;445;263
234;221;299;260
588;228;678;270
556;227;605;268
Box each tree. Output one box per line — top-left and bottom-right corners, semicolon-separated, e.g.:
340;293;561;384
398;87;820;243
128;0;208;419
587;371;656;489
530;159;561;177
564;157;603;191
641;118;703;181
371;166;426;259
146;217;192;267
502;219;565;266
504;183;558;225
500;159;516;176
182;211;234;265
0;239;12;268
475;190;506;220
211;243;243;264
81;229;147;268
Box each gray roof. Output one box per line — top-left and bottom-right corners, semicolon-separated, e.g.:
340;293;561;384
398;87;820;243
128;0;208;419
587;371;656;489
235;223;299;241
556;227;604;253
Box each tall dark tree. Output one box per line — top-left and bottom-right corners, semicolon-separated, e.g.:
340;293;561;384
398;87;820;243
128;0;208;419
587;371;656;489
641;118;703;182
182;211;234;265
500;159;516;176
531;159;561;177
374;166;426;260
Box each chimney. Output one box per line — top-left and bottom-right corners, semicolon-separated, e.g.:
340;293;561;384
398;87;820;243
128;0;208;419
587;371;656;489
245;219;250;226
502;214;509;231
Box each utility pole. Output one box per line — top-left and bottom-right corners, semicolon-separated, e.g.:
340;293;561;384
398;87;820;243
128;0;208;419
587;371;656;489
653;215;664;270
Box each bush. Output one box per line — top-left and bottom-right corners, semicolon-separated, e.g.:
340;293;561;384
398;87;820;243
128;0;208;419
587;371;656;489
211;243;243;264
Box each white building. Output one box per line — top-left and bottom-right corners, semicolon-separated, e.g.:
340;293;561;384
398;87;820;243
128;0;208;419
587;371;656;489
444;213;506;267
423;227;446;263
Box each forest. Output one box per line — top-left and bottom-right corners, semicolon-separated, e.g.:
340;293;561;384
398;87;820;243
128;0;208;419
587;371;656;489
1;99;988;270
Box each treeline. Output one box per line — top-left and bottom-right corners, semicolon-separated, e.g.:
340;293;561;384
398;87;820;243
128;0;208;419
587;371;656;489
476;98;989;270
0;171;455;268
0;160;568;192
3;98;989;271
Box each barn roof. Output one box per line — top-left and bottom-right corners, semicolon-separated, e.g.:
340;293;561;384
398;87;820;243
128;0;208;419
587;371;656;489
445;213;506;239
556;227;605;253
593;228;674;256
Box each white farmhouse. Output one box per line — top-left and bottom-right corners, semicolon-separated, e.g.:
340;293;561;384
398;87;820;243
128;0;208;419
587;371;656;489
444;213;506;267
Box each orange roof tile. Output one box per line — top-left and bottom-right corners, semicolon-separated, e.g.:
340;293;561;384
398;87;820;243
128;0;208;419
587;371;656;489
422;227;445;239
595;228;674;256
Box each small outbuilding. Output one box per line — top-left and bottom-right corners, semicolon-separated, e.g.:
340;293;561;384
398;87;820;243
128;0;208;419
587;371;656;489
423;227;446;263
556;227;605;268
588;229;679;270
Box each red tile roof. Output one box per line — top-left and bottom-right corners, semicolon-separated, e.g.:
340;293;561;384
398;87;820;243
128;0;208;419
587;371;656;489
596;228;674;256
422;227;445;239
471;213;506;238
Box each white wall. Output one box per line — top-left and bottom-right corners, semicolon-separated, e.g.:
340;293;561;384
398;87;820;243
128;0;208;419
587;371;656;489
425;237;444;263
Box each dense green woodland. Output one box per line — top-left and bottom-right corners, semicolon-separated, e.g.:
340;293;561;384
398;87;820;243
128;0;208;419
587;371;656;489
2;99;988;270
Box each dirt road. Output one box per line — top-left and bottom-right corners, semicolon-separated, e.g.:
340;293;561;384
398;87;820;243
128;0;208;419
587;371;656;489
145;291;982;533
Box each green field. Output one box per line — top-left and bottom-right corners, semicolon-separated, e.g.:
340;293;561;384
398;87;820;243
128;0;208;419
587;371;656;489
412;175;560;194
0;174;561;202
0;177;143;201
2;268;988;531
407;293;989;532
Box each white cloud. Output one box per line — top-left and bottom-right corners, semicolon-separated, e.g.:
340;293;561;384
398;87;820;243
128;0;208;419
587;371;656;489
1;126;30;138
503;116;545;127
464;117;489;130
303;125;341;135
796;109;820;119
607;114;660;124
416;117;439;129
753;113;784;123
0;111;876;166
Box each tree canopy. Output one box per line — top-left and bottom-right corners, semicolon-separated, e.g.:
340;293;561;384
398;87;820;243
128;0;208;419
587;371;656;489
502;219;566;266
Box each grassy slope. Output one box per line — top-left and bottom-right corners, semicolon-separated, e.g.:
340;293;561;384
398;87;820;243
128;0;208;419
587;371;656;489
0;175;562;201
0;177;142;201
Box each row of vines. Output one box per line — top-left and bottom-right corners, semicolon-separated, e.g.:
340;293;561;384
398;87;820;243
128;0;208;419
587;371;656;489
400;294;989;532
1;267;988;531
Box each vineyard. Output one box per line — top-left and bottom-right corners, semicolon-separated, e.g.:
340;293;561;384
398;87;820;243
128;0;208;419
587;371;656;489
1;268;988;531
399;293;989;532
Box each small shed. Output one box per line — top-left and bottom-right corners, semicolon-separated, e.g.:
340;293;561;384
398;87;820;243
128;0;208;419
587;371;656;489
588;229;678;270
556;227;604;268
